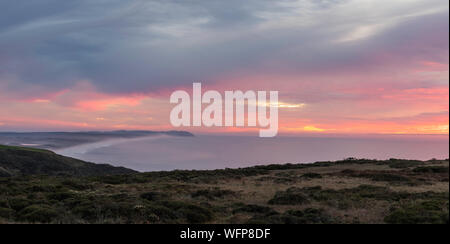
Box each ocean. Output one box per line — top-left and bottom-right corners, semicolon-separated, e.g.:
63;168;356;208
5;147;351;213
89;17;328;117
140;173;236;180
54;134;450;172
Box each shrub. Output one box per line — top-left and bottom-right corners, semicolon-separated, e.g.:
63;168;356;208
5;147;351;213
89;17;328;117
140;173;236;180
99;202;137;221
144;204;177;221
191;188;236;200
285;208;337;224
18;205;58;223
268;185;429;209
232;205;275;214
247;208;338;224
300;173;323;179
268;187;310;205
183;207;213;223
385;201;449;224
161;201;214;224
0;207;14;218
341;169;356;174
413;166;449;174
274;177;294;184
366;173;411;182
61;179;92;191
9;198;31;211
47;191;77;201
71;201;98;220
387;159;424;169
140;192;168;201
27;185;58;193
340;170;412;183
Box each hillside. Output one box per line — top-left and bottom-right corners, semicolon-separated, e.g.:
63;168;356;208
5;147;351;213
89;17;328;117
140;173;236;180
0;145;136;177
0;154;448;224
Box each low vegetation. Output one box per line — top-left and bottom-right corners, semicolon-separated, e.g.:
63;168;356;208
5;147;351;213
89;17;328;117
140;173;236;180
0;146;448;224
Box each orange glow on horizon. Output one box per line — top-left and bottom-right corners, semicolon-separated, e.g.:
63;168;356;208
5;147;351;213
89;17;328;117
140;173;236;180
75;96;145;111
0;79;448;135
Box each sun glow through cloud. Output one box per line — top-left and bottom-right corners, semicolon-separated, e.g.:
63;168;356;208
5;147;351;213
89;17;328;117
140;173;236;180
0;0;447;135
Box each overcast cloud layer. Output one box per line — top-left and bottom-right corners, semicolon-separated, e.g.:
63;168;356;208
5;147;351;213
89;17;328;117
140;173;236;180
0;0;448;133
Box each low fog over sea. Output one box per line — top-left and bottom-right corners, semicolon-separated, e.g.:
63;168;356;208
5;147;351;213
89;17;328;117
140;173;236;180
53;134;449;172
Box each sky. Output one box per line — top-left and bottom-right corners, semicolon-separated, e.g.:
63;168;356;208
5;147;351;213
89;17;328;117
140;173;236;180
0;0;448;135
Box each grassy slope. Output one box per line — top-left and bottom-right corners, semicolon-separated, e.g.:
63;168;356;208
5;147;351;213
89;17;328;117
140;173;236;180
0;145;136;177
0;156;448;224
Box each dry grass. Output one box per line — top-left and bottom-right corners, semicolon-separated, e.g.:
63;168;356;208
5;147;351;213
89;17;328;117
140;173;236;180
1;159;448;224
